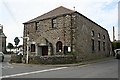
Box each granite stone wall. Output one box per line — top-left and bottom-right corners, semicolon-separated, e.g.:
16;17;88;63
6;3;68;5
23;12;112;63
28;55;76;64
24;15;73;56
73;13;112;61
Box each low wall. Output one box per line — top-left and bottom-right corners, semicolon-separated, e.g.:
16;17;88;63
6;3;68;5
10;53;111;64
75;53;110;62
29;55;76;64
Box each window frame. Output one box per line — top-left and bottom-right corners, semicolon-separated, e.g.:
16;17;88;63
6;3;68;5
91;30;94;37
103;42;105;51
91;39;95;52
31;44;36;52
98;33;100;39
103;35;105;40
35;22;39;31
52;18;57;28
98;41;101;51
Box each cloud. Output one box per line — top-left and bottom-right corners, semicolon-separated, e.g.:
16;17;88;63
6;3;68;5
75;0;119;41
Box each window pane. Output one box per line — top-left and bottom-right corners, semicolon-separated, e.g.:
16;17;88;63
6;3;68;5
91;31;94;37
98;33;100;39
31;44;35;52
103;42;105;51
103;35;105;39
35;22;39;31
52;18;57;28
92;39;94;52
98;41;100;51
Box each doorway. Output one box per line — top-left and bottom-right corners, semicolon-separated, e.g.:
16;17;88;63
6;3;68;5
41;46;48;56
37;46;48;56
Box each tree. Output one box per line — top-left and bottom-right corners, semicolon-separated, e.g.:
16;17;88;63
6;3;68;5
112;41;120;50
7;43;14;52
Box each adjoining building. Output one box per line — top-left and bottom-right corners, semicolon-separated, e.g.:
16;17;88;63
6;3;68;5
0;24;7;53
23;6;112;62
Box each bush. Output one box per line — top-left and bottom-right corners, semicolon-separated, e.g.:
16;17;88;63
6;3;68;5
65;52;78;56
10;54;23;63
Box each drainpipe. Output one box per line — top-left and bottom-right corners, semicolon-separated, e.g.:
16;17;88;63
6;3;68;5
70;13;76;53
63;15;65;54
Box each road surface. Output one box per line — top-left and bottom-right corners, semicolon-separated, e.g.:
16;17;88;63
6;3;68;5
1;56;118;79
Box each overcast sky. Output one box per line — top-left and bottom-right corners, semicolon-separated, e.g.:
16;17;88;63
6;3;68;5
0;0;119;45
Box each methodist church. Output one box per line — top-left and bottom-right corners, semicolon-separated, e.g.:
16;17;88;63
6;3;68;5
23;6;112;61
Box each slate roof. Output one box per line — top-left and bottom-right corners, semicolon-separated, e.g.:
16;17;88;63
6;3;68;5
23;6;108;33
24;6;75;23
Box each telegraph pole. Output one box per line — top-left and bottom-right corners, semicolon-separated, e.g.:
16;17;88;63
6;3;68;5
113;26;115;42
20;36;29;64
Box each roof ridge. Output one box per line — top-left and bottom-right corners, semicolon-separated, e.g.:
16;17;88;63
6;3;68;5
24;6;75;23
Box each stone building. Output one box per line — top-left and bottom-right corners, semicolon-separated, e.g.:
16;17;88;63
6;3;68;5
23;6;112;61
0;24;7;53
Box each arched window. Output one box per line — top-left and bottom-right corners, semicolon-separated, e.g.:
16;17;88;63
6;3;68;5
91;30;94;37
103;35;105;39
56;41;62;52
98;33;100;39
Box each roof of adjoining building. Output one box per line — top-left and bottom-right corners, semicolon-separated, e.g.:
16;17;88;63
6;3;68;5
24;6;75;23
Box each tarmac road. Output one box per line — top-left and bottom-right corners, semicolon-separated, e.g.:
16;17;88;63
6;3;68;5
1;58;118;79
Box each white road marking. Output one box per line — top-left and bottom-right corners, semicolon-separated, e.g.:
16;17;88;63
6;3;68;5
1;67;68;78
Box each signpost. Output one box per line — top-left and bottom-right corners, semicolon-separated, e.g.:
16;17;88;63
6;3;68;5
14;37;20;53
